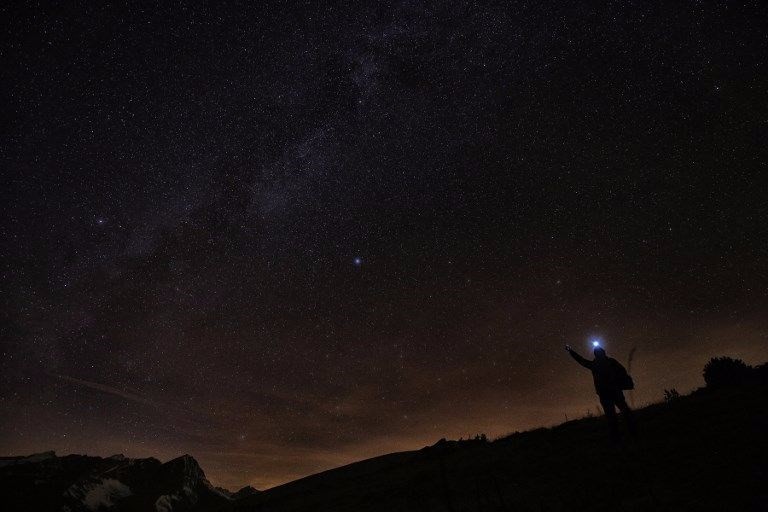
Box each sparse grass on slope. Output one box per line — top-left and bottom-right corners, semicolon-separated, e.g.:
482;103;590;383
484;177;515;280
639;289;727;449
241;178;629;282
230;383;768;512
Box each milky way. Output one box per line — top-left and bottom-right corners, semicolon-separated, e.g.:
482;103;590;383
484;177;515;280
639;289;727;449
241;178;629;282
2;2;768;489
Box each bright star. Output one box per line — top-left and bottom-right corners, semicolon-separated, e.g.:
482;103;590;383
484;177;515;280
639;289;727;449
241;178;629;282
353;257;363;266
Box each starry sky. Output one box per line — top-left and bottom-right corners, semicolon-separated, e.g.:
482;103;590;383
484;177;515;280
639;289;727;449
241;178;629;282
2;1;768;490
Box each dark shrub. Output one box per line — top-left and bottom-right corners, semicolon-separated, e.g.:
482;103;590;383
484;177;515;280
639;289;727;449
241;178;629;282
703;357;752;389
755;363;768;383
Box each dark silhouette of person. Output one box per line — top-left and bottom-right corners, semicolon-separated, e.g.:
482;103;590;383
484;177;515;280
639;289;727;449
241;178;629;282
566;344;636;439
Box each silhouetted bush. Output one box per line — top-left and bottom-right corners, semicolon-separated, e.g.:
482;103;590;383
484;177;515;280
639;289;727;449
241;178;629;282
663;388;680;402
703;357;752;389
756;363;768;383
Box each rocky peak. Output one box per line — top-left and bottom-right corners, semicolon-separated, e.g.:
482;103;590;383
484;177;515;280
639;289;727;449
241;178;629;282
231;485;260;499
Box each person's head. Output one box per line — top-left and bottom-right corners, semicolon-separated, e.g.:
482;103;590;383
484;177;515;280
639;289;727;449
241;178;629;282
593;347;606;359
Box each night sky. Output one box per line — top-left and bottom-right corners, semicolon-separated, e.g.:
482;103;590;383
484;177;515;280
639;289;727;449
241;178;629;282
2;2;768;490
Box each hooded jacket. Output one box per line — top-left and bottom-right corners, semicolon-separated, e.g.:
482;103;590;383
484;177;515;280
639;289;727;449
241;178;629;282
569;350;628;395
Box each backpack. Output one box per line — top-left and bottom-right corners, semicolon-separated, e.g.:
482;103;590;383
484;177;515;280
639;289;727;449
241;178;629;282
612;360;635;390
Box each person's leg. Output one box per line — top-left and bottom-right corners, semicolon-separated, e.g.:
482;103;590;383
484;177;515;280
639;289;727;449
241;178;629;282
599;395;619;440
615;391;636;435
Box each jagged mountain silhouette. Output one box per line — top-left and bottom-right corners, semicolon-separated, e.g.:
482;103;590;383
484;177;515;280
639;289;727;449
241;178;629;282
3;364;766;511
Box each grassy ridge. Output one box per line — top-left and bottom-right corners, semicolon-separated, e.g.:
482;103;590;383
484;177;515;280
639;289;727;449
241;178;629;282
233;383;768;511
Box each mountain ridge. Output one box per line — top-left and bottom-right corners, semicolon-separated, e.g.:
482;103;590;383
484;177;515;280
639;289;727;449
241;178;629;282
0;451;257;511
2;369;767;511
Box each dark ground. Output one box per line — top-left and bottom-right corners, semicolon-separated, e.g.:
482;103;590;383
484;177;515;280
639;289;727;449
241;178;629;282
232;382;768;512
2;381;766;511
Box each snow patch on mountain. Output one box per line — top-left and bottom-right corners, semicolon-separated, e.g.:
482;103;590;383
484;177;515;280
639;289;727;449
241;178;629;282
154;492;182;512
81;478;132;510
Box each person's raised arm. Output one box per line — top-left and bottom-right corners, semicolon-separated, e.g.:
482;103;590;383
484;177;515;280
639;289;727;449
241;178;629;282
565;344;592;369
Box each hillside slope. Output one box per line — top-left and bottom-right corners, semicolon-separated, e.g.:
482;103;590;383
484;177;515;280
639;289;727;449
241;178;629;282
233;383;768;512
2;383;766;511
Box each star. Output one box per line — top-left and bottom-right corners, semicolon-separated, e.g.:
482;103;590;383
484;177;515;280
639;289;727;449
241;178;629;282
3;1;766;493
